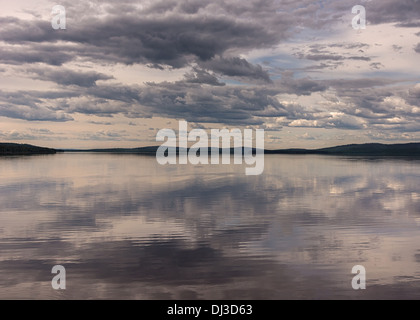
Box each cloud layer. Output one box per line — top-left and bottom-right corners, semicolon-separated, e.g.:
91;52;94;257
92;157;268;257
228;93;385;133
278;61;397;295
0;0;419;146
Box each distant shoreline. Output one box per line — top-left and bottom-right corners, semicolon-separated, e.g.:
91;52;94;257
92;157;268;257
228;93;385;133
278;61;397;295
64;142;420;157
2;142;420;157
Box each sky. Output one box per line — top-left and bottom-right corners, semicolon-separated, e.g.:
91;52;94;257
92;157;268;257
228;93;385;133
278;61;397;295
0;0;419;149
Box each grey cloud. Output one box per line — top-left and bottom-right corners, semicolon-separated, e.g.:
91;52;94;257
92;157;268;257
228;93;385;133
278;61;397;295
135;82;269;125
88;121;113;125
0;104;73;122
324;114;366;130
295;43;372;64
302;62;344;71
0;0;417;70
348;56;371;61
29;128;55;135
184;67;225;86
0;0;418;136
1;73;417;133
0;90;74;122
134;77;329;124
78;130;130;141
1;0;353;71
370;62;384;70
299;133;316;140
0;128;64;141
301;54;344;61
0;130;37;141
327;0;420;26
325;78;399;90
328;43;370;50
321;80;420;132
85;82;285;125
407;85;420;105
286;113;367;131
199;56;272;83
0;46;73;66
395;22;420;28
297;53;371;62
84;85;143;104
392;45;403;52
26;67;114;87
278;73;328;96
0;3;286;68
0;76;327;125
284;78;327;96
409;85;420;98
62;99;132;117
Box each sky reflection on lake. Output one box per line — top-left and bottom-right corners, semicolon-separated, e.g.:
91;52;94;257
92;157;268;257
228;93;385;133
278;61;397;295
0;153;420;299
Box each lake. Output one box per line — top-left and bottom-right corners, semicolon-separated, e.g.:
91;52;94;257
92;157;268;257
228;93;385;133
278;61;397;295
0;153;420;299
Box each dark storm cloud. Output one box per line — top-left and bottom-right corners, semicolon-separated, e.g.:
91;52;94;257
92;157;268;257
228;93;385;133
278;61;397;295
415;43;420;53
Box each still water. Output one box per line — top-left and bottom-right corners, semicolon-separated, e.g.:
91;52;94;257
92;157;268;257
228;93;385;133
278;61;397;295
0;153;419;299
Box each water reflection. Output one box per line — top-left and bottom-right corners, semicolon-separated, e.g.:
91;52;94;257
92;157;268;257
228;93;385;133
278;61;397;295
0;154;419;299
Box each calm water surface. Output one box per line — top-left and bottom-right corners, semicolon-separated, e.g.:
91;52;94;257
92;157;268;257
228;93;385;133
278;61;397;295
0;153;420;299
